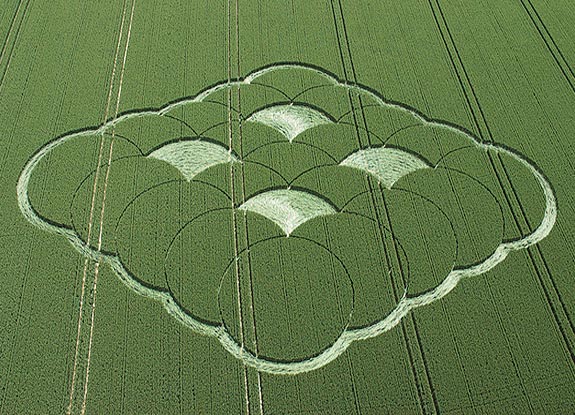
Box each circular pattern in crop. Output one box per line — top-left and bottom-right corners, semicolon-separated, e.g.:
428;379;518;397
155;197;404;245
19;63;556;374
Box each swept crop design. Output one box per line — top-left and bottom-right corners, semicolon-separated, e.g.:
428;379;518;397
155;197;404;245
17;63;556;374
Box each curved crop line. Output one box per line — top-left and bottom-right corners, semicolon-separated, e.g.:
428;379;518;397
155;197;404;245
340;184;459;300
244;63;341;85
214;234;356;361
68;154;142;239
336;120;387;145
288;163;339;186
163;206;234;291
336;103;381;123
242;160;290;186
198;120;229;137
248;81;293;101
290;84;334;101
431;165;508;244
244;139;338;163
102;131;145;155
433;145;476;167
17;63;556;375
162;114;199;137
68;158;232;244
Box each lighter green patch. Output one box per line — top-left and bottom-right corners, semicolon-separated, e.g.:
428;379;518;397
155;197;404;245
246;104;333;142
239;189;337;236
341;147;431;189
148;140;237;181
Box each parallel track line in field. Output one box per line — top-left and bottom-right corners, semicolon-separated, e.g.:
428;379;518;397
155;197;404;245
372;175;427;415
0;0;31;95
0;234;34;415
0;0;44;186
119;3;156;409
429;0;575;384
0;0;24;67
179;2;188;412
404;187;477;411
0;32;40;415
119;244;133;415
0;0;19;40
407;123;495;412
371;177;429;415
360;62;442;415
337;4;431;414
495;149;575;342
426;1;549;410
519;0;575;94
66;1;130;412
427;129;535;411
118;32;151;409
24;1;92;410
341;4;440;412
225;1;250;413
0;0;32;181
380;182;441;415
327;3;370;414
0;3;69;413
501;0;575;342
79;1;137;413
63;256;89;412
233;1;264;413
333;1;439;413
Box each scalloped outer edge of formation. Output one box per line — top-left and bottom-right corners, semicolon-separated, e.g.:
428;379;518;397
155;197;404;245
17;63;557;375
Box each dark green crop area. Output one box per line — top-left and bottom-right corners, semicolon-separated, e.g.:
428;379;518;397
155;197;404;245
1;1;575;414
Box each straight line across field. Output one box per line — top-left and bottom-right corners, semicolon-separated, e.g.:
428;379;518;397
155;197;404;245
1;1;574;414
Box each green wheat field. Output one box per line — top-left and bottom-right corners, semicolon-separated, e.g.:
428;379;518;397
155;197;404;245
1;1;574;414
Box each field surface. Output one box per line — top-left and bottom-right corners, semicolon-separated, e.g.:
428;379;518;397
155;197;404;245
1;1;575;414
